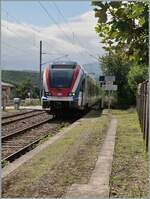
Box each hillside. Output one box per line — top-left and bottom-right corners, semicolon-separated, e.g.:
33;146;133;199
2;70;40;87
2;63;102;86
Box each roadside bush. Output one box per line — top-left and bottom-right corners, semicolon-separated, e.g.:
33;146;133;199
128;64;148;95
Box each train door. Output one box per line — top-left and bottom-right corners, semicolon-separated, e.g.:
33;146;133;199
81;78;85;107
78;78;85;108
84;75;89;108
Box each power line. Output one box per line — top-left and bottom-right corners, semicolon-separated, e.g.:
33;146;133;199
2;5;99;63
2;24;38;48
50;2;99;61
52;2;69;25
2;6;86;60
38;1;74;44
2;8;37;47
2;8;65;57
51;2;74;39
2;41;33;56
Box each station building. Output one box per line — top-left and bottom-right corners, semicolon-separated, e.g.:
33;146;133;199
1;81;14;104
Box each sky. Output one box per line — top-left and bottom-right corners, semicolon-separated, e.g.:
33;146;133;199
1;1;105;71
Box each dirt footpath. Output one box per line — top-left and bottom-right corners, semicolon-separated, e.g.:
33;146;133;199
2;110;110;197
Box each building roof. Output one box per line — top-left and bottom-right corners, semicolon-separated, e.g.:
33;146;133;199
1;81;14;88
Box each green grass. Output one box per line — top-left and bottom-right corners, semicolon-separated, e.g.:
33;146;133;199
2;160;9;168
2;110;110;197
110;110;148;198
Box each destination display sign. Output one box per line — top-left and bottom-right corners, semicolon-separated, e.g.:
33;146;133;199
105;76;115;82
102;84;118;91
99;75;115;82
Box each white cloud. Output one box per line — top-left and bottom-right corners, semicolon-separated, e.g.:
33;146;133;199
1;10;105;71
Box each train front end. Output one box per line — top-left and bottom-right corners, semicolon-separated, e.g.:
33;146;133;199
42;61;84;114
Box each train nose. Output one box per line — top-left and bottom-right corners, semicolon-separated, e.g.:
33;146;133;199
51;88;70;97
57;92;63;96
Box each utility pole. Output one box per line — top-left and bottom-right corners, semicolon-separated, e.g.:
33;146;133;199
39;40;42;100
108;90;111;110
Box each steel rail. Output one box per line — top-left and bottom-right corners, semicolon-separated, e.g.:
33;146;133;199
2;110;38;119
2;134;52;162
2;111;46;125
2;117;52;142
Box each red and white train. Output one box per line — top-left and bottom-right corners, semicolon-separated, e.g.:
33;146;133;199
42;61;101;114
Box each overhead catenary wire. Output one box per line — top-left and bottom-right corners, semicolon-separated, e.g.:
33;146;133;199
51;1;74;39
2;6;99;61
2;8;62;53
2;24;38;49
2;41;34;56
2;8;37;48
50;1;100;61
2;8;67;61
38;1;74;44
2;4;100;65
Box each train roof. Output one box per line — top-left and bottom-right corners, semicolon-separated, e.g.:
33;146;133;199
51;61;77;66
49;61;99;85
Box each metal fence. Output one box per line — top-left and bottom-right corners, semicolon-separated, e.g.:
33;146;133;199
136;80;149;151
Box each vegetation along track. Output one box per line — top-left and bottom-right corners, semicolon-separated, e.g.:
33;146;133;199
2;111;83;164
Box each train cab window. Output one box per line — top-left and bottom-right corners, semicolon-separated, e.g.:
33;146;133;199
50;69;74;88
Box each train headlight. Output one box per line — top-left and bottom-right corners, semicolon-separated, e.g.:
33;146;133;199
45;92;52;96
69;92;75;96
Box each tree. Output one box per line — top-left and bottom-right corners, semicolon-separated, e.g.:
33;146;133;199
92;1;148;105
128;64;148;94
14;79;38;99
100;54;135;105
92;0;148;65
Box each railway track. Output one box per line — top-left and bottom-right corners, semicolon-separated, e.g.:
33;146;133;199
2;109;36;119
2;117;62;163
2;110;46;125
1;110;84;164
2;112;51;137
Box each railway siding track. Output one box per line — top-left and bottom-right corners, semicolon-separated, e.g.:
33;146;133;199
2;112;51;137
2;109;37;119
2;110;46;125
2;118;51;141
2;110;56;163
2;121;62;163
2;109;83;165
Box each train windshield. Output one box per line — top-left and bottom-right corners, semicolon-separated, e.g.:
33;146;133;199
50;69;74;88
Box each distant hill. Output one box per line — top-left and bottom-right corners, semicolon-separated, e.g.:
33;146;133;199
2;62;102;86
2;70;40;87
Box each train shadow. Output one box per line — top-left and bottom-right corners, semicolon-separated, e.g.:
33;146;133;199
83;107;103;119
49;106;103;122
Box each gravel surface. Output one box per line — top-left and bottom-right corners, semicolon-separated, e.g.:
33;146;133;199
2;121;63;159
2;109;32;118
2;113;52;136
2;110;45;125
2;112;82;161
